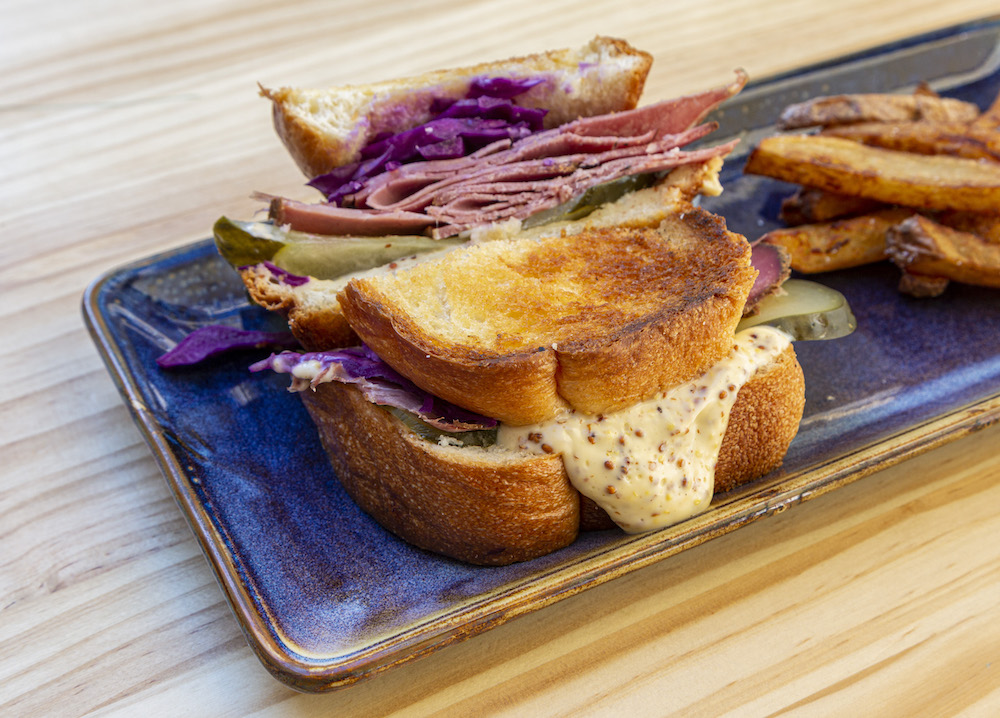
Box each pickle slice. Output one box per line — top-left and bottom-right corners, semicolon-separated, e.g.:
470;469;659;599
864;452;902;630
213;217;285;267
521;173;657;228
272;235;464;278
384;407;499;447
212;217;463;280
738;279;857;341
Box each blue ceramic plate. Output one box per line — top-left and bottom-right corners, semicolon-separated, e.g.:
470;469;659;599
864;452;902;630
83;18;1000;692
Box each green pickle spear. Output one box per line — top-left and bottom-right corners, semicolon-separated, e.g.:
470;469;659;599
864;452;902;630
212;174;658;280
521;173;656;228
213;217;463;280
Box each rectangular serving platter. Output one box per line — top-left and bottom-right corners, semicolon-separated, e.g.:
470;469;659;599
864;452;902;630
83;17;1000;692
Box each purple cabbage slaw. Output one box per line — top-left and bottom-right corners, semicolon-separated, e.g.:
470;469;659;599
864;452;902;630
251;345;498;432
156;325;300;368
308;76;548;206
237;260;310;287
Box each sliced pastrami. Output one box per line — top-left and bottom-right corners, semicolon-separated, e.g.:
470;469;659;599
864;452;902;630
566;69;746;139
426;139;739;237
267;196;436;237
265;72;747;238
358;123;718;214
745;242;793;315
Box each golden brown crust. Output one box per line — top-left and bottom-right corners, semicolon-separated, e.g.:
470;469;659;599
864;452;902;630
339;208;756;425
263;88;347;181
300;382;579;566
338;282;569;426
286;311;357;352
301;345;805;560
553;210;755;415
239;264;297;313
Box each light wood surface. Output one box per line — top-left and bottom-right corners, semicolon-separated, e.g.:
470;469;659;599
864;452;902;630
4;1;1000;715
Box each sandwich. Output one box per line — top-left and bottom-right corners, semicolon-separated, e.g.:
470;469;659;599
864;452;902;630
213;37;797;351
203;39;855;565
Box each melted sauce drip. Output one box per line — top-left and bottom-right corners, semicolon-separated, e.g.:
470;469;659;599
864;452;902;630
496;326;791;533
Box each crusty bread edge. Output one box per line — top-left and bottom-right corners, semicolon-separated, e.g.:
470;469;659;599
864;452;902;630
239;264;358;349
298;344;805;564
300;382;579;566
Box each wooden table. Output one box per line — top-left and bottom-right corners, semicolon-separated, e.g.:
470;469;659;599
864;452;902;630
4;1;1000;715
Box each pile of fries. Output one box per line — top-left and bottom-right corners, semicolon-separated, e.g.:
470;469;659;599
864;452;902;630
745;83;1000;297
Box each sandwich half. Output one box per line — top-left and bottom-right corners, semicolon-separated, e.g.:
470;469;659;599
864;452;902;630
255;207;805;565
214;37;773;353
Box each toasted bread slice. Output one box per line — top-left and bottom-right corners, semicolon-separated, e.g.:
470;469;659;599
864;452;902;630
338;204;756;426
299;344;804;565
240;248;457;351
240;159;725;351
262;36;652;178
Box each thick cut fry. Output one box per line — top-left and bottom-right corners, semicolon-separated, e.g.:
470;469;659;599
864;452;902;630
935;210;1000;244
886;214;1000;288
776;93;980;129
745;135;1000;212
971;88;1000;131
761;208;913;273
779;186;886;225
822;121;1000;162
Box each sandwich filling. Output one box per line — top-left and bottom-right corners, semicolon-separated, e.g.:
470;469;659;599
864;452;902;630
496;325;792;533
262;72;746;239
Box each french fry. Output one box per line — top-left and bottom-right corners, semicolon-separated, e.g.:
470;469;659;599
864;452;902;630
776;93;980;129
886;214;1000;288
935;210;1000;244
779;186;886;225
761;208;913;273
971;87;1000;131
744;135;1000;212
821;121;1000;162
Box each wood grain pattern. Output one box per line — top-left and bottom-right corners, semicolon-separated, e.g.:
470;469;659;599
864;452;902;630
2;1;1000;715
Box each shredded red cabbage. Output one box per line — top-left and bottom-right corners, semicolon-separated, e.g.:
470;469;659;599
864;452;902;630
467;75;544;99
308;77;548;205
237;260;310;287
251;345;498;432
434;95;547;127
157;325;300;368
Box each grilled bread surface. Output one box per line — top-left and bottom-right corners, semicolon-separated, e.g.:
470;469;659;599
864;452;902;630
338;205;756;426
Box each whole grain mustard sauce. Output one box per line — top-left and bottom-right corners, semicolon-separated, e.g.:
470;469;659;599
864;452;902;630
496;326;792;533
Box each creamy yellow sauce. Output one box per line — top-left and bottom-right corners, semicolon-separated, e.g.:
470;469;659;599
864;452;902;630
496;326;792;533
